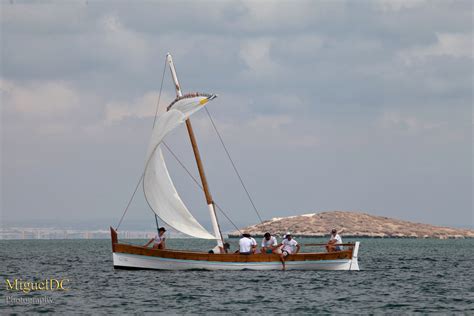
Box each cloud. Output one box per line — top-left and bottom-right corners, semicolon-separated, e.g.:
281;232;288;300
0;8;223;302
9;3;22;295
373;0;427;12
239;38;280;77
377;111;445;133
237;1;344;32
104;91;174;125
1;1;472;228
97;13;151;71
1;79;80;116
0;79;107;138
399;32;473;63
193;111;321;150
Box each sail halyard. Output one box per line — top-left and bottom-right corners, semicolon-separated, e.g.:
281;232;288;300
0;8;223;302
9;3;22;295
166;53;225;247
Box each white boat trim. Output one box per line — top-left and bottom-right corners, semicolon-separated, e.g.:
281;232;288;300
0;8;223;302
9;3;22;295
113;249;360;271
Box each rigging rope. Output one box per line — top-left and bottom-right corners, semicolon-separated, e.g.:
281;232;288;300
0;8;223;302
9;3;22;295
204;107;264;224
151;57;168;233
162;142;242;234
152;57;168;128
116;173;143;230
154;214;160;234
117;55;245;234
116;57;168;230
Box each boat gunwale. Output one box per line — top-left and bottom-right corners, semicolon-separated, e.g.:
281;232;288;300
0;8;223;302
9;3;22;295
112;242;354;263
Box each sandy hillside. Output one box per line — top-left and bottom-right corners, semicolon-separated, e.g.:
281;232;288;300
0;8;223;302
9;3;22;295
228;211;473;239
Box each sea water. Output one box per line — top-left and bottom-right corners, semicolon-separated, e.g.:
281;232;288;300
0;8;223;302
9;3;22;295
1;238;473;314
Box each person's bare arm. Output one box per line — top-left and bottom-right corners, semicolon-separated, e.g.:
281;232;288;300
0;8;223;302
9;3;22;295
295;244;301;254
144;238;154;247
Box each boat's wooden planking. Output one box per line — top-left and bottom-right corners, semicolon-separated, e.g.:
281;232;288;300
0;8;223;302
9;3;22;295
113;243;353;263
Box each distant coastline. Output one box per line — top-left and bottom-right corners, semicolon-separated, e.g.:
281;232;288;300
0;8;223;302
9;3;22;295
2;211;472;240
0;228;154;240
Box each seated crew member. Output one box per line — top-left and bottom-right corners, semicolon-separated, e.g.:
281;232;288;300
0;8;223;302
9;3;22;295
261;232;278;254
209;242;230;254
277;233;300;271
144;227;167;250
326;228;343;252
239;233;257;255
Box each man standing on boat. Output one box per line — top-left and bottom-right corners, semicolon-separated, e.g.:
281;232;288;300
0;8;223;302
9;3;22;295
261;232;278;254
238;233;257;255
277;233;300;270
326;228;343;252
144;227;167;250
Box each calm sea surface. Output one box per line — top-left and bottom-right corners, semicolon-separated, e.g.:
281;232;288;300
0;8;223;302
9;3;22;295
1;238;473;314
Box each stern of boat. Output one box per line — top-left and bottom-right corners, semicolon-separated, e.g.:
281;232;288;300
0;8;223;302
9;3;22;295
349;241;360;271
110;227;118;252
111;227;123;269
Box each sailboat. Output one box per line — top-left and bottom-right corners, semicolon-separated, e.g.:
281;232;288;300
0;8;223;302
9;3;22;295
110;53;360;271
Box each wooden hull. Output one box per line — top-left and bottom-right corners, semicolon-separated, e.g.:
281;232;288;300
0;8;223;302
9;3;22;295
112;251;359;271
111;228;360;271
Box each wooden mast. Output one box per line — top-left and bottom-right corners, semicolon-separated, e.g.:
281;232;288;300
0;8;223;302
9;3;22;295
166;53;224;248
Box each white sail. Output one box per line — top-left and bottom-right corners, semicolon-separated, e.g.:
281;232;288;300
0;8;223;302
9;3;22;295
143;94;217;239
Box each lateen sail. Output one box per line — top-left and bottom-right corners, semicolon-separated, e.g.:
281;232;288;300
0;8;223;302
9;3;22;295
143;94;217;239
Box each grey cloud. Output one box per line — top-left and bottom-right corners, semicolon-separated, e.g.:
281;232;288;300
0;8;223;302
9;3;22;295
1;1;472;230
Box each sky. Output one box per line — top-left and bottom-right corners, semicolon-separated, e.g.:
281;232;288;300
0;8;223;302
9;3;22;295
1;0;472;232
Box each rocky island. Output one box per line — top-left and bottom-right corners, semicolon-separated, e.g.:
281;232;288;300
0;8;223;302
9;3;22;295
228;211;474;239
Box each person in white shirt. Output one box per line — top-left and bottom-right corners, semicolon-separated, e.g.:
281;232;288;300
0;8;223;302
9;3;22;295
209;242;230;254
261;232;278;254
276;233;300;270
144;227;167;250
239;233;257;255
326;228;343;252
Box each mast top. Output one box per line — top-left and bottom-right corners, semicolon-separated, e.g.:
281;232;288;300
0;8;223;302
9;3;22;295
166;53;183;98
